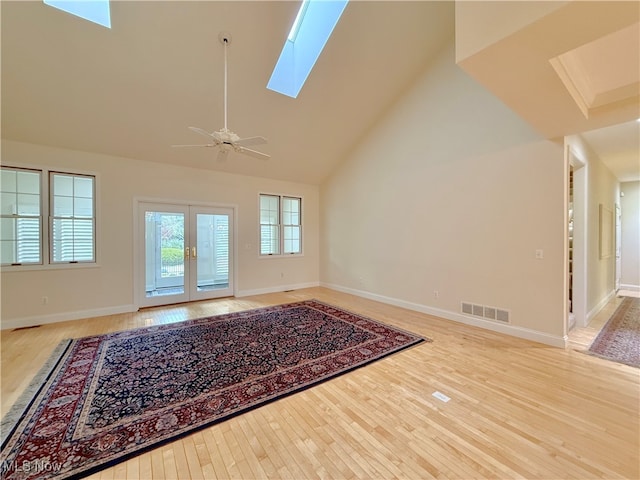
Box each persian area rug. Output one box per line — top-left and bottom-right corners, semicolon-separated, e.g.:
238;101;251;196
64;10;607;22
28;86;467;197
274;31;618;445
587;296;640;368
1;300;427;479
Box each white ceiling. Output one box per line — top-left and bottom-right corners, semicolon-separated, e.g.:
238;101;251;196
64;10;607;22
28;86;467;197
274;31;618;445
580;120;640;183
1;1;454;185
2;1;637;184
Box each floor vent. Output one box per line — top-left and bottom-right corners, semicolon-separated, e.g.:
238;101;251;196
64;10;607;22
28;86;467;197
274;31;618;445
461;302;510;324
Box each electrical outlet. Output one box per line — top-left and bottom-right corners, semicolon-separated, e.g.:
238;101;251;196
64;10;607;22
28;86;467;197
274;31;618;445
42;296;48;305
433;290;439;298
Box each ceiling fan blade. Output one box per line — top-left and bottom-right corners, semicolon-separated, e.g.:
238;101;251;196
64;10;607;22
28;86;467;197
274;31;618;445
235;136;268;147
171;144;216;147
217;149;229;162
188;126;214;138
237;146;270;160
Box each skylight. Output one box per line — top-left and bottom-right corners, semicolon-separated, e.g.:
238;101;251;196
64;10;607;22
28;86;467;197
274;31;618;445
267;0;349;98
43;0;111;29
287;0;310;42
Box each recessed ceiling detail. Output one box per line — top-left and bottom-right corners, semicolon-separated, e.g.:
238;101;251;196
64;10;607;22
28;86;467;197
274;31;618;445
456;2;640;139
550;22;640;119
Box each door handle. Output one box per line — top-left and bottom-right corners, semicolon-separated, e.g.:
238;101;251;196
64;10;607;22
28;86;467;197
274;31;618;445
184;247;190;260
191;246;197;259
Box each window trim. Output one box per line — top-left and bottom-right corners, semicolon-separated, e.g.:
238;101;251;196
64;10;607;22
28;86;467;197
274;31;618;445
258;193;303;258
1;163;100;271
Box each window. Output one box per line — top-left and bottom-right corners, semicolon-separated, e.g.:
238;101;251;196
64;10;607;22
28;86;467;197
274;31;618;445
260;194;280;255
0;168;42;265
260;194;302;255
50;172;95;263
0;166;96;267
282;197;301;254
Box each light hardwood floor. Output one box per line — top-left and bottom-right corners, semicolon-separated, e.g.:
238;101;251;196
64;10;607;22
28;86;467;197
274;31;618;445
2;287;638;479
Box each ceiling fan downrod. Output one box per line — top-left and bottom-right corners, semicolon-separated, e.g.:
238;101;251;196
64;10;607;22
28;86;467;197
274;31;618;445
218;32;232;132
171;30;269;161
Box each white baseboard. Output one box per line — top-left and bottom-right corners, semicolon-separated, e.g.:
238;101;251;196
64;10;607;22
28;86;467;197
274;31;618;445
586;289;616;325
1;305;137;331
321;282;567;348
1;281;321;330
236;281;320;298
619;284;640;293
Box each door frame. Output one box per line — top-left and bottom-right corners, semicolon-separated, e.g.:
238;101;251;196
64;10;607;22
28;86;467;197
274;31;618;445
615;203;622;291
133;197;238;310
567;147;587;328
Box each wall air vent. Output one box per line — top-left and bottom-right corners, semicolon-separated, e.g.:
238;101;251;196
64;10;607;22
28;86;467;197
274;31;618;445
462;302;510;324
483;306;496;320
496;309;510;323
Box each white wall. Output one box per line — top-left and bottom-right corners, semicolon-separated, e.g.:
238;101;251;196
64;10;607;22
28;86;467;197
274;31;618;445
320;43;567;346
620;181;640;291
1;140;320;327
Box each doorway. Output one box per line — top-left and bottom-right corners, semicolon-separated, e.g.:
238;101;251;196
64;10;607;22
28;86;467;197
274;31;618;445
137;202;234;308
615;203;621;291
568;147;587;328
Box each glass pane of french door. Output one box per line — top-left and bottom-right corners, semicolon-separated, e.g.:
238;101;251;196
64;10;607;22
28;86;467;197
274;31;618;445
139;204;189;307
189;207;233;301
138;203;233;308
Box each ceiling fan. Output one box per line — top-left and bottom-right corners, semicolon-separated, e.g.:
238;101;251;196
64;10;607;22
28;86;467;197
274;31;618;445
173;32;269;162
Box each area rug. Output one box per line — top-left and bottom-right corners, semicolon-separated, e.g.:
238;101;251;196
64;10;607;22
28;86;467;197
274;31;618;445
587;296;640;368
1;299;427;479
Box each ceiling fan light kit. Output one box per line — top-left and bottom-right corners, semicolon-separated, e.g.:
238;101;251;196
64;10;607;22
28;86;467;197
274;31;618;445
172;32;270;162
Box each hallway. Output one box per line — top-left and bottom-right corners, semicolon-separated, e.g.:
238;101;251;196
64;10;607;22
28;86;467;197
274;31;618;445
567;290;640;351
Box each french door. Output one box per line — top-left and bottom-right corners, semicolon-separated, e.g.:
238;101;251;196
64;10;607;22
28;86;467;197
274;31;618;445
138;202;234;308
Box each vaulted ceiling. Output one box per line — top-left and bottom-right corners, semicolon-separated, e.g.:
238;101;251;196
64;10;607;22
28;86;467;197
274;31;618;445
1;1;454;184
2;1;638;184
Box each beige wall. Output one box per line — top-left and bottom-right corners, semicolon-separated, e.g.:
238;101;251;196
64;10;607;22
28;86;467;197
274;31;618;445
620;181;640;290
320;43;567;345
1;140;320;327
587;156;619;312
